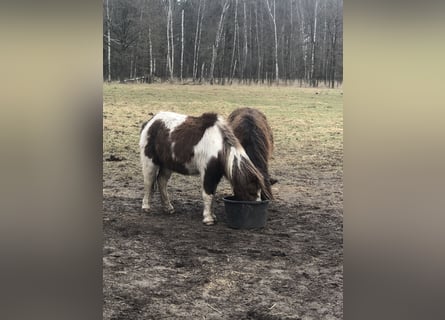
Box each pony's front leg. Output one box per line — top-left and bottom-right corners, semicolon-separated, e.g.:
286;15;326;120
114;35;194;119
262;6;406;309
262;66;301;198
157;168;174;214
202;191;216;225
201;164;223;225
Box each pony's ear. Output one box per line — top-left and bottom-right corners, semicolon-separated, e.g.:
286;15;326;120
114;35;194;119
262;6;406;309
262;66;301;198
270;177;278;185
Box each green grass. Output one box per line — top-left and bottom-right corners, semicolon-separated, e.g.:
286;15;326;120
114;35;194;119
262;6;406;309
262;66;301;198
103;83;343;188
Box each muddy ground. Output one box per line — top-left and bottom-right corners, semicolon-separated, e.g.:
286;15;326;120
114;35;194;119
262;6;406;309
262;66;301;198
103;154;343;319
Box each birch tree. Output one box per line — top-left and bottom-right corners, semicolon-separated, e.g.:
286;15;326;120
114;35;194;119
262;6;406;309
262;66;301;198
103;0;343;85
229;0;239;84
148;25;153;79
166;0;174;80
242;0;248;81
310;0;318;86
180;9;184;82
106;0;112;82
265;0;279;83
209;0;230;85
193;0;205;81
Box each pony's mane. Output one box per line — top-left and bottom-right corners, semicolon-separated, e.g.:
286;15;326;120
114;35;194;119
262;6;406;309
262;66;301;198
227;108;273;173
217;120;272;200
227;108;274;200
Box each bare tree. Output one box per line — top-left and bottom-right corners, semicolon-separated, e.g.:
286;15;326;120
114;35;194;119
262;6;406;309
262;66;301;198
265;0;279;83
193;0;205;81
106;0;112;82
104;0;343;85
166;0;174;80
229;0;239;84
148;25;153;79
310;0;318;86
254;1;262;82
180;9;184;82
209;0;230;85
132;2;144;79
242;0;248;82
296;0;308;82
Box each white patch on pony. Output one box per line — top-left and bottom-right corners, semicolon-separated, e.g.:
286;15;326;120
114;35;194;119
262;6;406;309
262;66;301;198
226;146;236;180
140;112;187;160
139;111;186;145
171;142;177;160
157;111;187;131
185;124;223;174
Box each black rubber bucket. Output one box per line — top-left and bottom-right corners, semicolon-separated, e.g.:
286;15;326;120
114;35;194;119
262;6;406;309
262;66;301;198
223;196;270;229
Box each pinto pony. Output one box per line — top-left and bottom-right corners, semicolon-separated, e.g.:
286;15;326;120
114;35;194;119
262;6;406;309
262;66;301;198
228;107;275;200
139;111;271;225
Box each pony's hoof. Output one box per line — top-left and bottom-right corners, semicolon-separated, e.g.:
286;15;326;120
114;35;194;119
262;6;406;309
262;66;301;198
203;220;216;226
142;207;151;213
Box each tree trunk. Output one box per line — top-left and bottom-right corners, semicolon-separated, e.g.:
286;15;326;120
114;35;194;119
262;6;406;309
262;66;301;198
148;26;153;77
330;17;338;88
289;0;293;80
310;0;318;87
209;0;230;85
254;2;261;83
229;0;238;84
297;0;308;83
200;62;205;83
166;0;174;80
181;9;184;82
193;0;205;82
170;0;174;78
265;0;279;84
106;0;111;82
133;6;144;79
242;0;248;82
192;0;201;81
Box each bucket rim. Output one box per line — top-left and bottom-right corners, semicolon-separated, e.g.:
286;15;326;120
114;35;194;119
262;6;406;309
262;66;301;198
223;195;269;205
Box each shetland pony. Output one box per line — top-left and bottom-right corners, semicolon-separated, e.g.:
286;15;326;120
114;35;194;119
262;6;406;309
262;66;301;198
139;111;271;225
228;107;275;200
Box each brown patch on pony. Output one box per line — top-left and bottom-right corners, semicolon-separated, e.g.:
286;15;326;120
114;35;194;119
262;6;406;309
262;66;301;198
170;113;218;163
228;107;275;200
144;119;189;174
203;155;225;195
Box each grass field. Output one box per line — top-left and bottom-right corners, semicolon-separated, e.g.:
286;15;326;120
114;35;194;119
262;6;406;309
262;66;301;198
103;83;343;191
103;83;343;319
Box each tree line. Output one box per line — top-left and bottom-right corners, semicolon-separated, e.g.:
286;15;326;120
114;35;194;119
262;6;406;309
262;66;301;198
103;0;342;87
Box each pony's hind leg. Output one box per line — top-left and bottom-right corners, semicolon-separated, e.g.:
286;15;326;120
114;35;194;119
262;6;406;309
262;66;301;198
141;156;158;213
157;168;174;214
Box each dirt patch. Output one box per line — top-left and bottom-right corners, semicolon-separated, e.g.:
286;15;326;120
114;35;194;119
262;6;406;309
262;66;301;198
103;167;342;319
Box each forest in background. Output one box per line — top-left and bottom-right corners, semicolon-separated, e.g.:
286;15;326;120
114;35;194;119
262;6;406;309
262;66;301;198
103;0;342;87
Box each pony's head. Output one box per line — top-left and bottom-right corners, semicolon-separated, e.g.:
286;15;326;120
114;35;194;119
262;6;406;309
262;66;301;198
219;122;273;201
230;151;273;201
